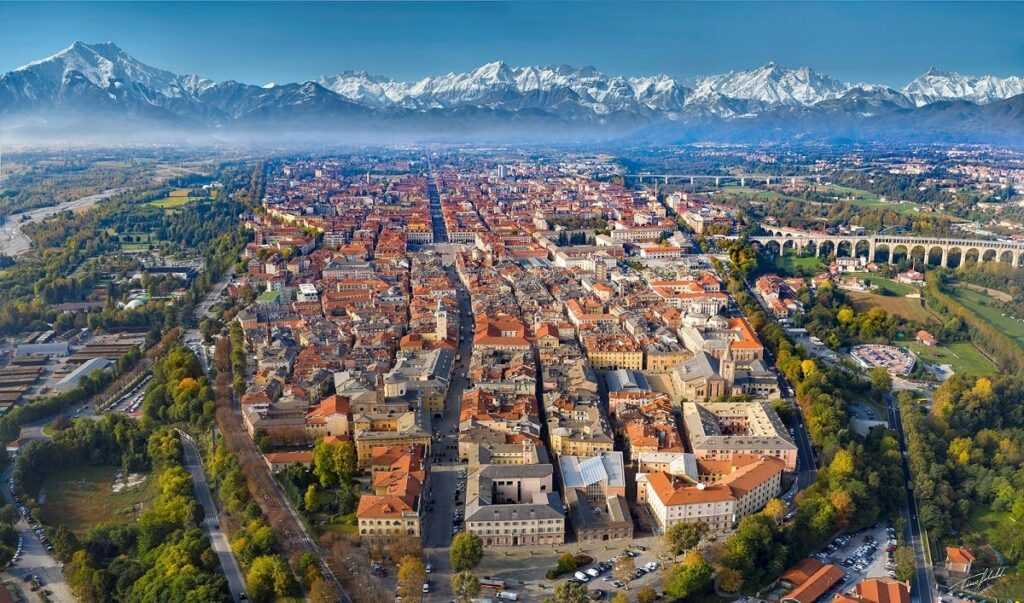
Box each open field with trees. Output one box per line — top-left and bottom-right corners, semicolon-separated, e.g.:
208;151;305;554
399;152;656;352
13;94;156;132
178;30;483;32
847;291;935;324
771;253;825;276
947;284;1024;348
39;464;156;537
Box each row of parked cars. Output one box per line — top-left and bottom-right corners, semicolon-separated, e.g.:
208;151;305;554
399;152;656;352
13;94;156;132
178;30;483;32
9;478;53;559
570;549;660;591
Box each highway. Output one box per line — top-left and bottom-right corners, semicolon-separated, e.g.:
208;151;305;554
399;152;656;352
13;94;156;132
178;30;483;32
179;432;248;602
887;393;938;603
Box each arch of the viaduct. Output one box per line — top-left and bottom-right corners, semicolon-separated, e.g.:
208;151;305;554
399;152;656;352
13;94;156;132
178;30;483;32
751;233;1024;268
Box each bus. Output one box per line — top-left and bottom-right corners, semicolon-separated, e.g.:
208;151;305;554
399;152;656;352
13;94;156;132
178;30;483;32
479;577;506;591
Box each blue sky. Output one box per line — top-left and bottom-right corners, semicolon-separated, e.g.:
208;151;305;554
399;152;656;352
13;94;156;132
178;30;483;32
2;1;1022;86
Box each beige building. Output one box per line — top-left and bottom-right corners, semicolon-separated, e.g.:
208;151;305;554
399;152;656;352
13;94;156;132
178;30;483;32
352;410;432;467
304;394;351;440
356;447;425;543
682;401;798;471
464;464;566;547
644;347;693;373
546;402;614;457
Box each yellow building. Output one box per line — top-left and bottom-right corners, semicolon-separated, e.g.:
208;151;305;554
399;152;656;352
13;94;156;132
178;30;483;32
582;334;644;370
352;411;431;468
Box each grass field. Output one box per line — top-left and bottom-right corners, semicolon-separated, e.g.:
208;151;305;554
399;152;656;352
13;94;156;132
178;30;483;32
842;272;918;296
847;290;937;324
905;341;996;376
148;196;194;209
168;188;192;197
819;184;880;203
948;284;1024;348
965;506;1024;599
772;254;825;275
40;465;154;537
720;185;816;205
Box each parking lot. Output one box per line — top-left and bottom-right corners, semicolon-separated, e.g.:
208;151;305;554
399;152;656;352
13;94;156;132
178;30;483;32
101;373;152;415
448;537;666;602
810;522;898;602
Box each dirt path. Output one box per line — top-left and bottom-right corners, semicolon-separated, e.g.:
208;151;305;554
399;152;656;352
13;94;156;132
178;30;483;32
961;282;1013;302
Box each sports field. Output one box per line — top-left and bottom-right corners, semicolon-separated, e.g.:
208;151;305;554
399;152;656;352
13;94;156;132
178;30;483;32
904;341;995;376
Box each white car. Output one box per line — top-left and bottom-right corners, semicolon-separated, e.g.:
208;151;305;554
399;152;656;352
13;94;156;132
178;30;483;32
585;568;599;578
574;571;589;582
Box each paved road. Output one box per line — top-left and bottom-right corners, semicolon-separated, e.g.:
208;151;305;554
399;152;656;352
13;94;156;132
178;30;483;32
184;269;235;376
737;280;818;491
422;265;474;600
426;161;447;243
0;467;75;603
887;393;937;603
179;432;247;602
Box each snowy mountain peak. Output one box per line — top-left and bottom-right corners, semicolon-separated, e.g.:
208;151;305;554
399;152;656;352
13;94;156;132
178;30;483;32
691;63;850;106
902;69;1024;106
3;41;1023;143
13;40;183;97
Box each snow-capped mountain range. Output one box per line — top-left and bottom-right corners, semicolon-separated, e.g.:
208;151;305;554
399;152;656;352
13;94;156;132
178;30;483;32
2;41;1024;143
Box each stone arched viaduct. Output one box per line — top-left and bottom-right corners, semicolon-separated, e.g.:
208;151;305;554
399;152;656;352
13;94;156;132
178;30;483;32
751;229;1024;268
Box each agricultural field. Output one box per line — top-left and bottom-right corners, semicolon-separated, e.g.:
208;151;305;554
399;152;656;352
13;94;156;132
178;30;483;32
147;187;215;209
847;290;936;324
39;464;154;537
147;196;194;209
904;341;996;376
948;284;1024;348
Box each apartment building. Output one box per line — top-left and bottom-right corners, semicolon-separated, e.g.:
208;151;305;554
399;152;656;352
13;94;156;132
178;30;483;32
352;409;432;467
581;333;644;370
641;455;785;532
356;446;425;543
546;401;614;457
